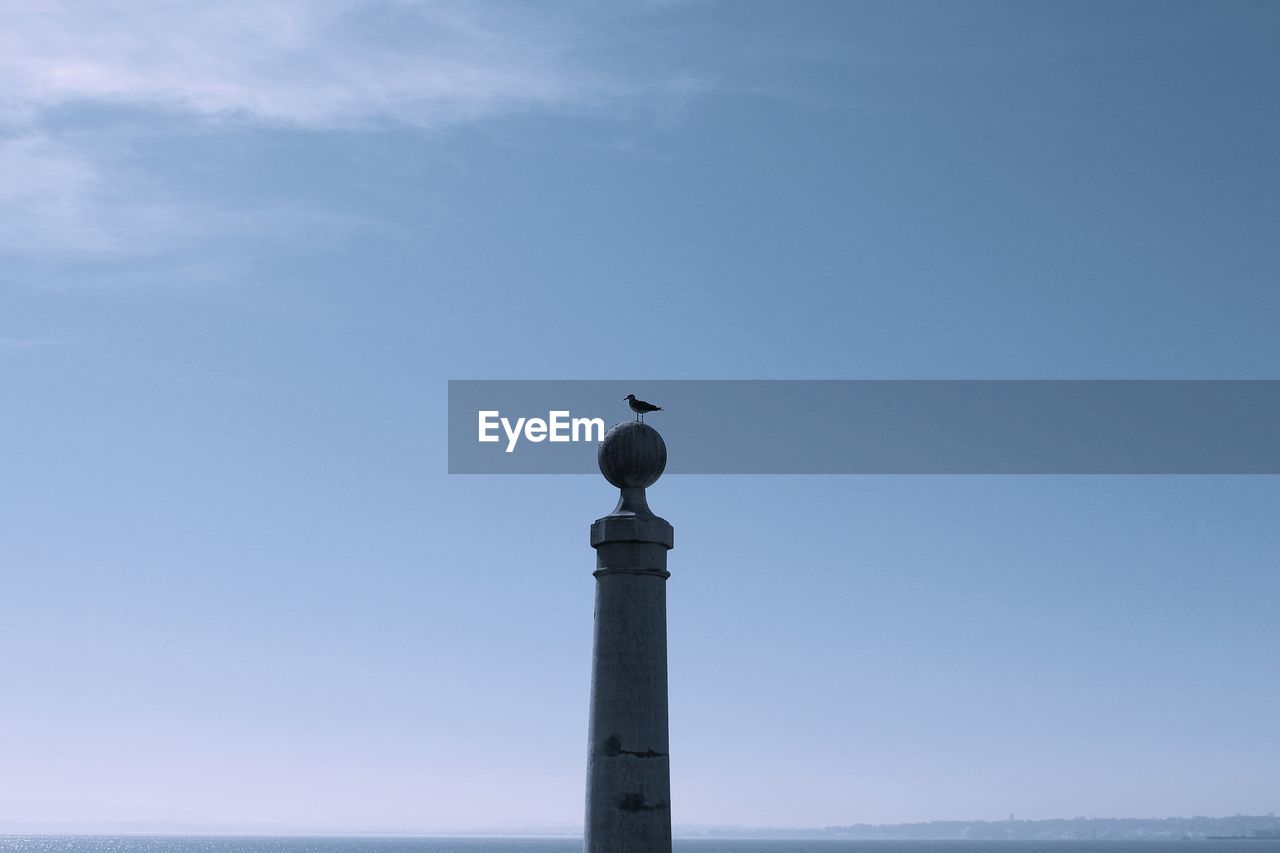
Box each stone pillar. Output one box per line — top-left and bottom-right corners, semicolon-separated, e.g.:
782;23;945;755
586;421;674;853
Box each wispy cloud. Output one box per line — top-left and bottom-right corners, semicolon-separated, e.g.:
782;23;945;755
0;335;58;350
0;1;597;128
0;2;690;262
0;133;184;256
0;132;363;264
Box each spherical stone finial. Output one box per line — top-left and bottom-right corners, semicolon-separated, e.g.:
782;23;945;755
598;421;667;489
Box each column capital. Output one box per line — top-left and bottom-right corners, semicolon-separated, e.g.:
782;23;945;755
590;515;674;549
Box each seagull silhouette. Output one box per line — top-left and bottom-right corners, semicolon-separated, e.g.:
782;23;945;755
624;394;662;423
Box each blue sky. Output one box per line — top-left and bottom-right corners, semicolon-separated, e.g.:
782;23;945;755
2;0;1279;833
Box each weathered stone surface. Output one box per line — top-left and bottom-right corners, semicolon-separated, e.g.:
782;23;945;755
598;422;667;489
590;517;674;550
585;567;671;853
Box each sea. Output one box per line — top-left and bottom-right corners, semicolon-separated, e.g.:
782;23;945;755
3;839;1280;853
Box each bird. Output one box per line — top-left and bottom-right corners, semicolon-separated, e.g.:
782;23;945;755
624;394;662;423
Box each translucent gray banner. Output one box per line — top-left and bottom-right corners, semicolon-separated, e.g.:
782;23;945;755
447;380;1280;474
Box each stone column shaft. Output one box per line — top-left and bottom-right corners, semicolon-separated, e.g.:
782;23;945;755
586;528;672;853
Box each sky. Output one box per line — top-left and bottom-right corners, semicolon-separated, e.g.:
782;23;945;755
2;0;1279;834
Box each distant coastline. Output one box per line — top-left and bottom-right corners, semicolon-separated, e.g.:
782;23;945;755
5;815;1280;842
673;816;1280;841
